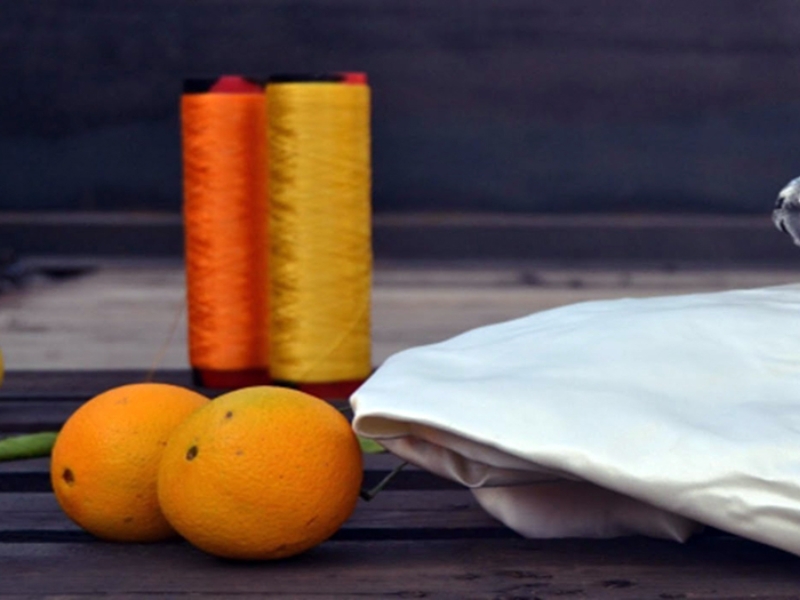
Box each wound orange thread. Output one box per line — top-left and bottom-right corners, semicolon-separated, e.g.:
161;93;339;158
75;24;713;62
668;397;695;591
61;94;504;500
181;77;270;389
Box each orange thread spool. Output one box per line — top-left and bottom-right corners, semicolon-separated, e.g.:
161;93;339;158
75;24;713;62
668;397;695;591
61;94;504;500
181;76;270;389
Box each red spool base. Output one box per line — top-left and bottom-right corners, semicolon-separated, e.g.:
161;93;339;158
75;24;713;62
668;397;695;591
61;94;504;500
272;379;366;402
193;368;271;390
192;369;365;401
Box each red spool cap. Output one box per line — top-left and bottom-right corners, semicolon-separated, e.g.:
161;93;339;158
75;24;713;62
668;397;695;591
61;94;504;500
339;72;368;85
208;76;263;94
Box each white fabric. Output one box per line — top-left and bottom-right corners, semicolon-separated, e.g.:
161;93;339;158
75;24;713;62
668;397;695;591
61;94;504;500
351;284;800;554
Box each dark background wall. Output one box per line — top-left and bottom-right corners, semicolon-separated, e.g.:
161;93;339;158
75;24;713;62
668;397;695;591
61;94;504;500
2;0;800;214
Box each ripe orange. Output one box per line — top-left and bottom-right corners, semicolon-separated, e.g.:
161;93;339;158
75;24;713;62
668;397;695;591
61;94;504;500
50;382;209;542
157;386;363;560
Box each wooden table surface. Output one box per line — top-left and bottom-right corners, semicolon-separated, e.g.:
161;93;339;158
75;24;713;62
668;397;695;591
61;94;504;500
3;263;800;598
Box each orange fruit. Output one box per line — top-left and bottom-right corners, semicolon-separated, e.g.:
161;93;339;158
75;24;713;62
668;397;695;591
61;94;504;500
157;386;363;560
50;382;209;542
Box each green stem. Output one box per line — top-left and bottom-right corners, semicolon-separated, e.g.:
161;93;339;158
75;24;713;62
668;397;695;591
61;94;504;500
0;432;58;462
360;460;408;502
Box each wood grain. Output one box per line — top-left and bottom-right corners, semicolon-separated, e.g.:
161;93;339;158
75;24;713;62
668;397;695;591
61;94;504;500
0;537;798;598
2;262;799;372
0;489;499;533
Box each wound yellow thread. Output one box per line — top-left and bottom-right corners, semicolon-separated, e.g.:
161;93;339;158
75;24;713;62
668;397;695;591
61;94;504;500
267;79;372;384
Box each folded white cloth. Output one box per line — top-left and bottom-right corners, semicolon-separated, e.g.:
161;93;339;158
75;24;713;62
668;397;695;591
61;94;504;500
351;284;800;554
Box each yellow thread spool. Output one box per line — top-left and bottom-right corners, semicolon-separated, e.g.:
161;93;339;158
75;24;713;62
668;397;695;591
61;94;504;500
267;73;372;396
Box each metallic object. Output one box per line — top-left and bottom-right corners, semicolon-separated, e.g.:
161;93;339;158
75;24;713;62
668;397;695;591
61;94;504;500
773;177;800;246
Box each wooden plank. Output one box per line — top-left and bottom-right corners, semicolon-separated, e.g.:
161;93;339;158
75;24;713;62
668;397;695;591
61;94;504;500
4;213;800;262
0;493;72;532
4;263;800;373
0;457;48;473
0;536;798;598
1;400;84;433
0;490;499;533
372;214;800;263
0;369;196;396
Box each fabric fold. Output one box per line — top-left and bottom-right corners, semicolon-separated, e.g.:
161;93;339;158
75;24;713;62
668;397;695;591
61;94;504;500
352;284;800;554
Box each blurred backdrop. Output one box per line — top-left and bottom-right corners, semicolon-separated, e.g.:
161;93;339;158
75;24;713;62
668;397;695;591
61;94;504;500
2;0;800;217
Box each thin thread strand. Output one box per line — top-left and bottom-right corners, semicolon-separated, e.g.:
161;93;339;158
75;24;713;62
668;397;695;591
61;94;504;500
145;299;185;382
